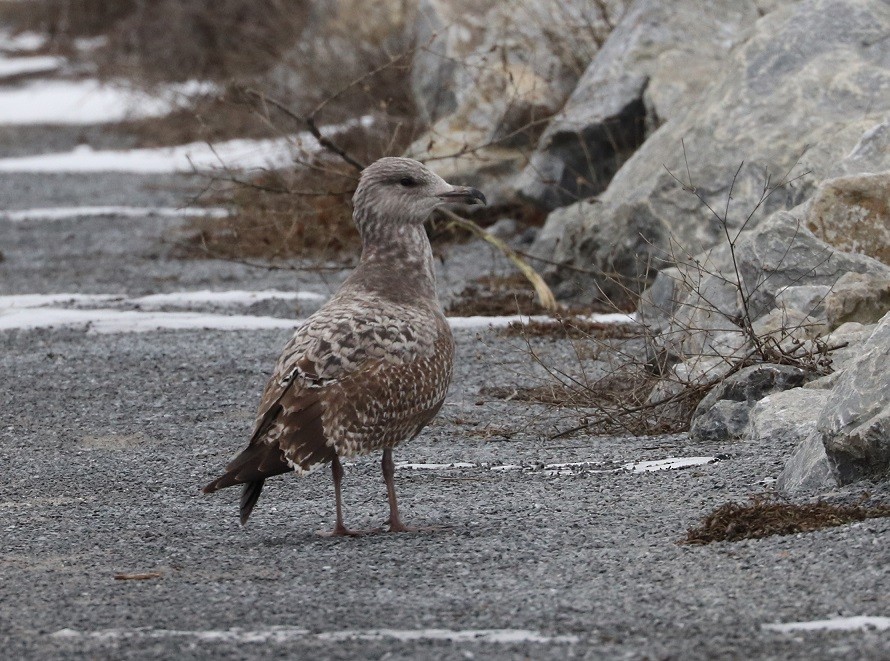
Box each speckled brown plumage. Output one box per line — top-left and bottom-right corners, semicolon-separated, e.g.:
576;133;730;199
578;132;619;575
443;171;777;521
203;157;485;534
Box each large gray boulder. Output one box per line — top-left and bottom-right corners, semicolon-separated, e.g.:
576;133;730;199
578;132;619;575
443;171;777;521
689;364;811;443
806;172;890;265
529;0;890;299
750;388;830;453
736;210;890;319
410;0;498;125
406;0;621;205
820;312;890;483
827;118;890;177
779;312;890;489
517;0;771;210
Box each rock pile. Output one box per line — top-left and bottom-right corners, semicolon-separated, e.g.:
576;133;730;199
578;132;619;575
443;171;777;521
394;0;890;493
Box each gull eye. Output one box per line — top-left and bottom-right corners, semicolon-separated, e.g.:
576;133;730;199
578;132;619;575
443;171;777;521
399;177;417;187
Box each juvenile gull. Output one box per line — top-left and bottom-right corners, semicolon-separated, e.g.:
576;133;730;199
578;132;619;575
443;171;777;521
203;157;486;534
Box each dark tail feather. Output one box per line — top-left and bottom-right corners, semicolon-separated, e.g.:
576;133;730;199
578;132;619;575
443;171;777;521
239;479;265;526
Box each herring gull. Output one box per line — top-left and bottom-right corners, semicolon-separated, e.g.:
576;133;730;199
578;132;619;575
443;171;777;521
202;157;486;535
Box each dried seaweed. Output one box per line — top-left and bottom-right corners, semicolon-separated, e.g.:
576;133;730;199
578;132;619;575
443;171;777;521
683;494;890;545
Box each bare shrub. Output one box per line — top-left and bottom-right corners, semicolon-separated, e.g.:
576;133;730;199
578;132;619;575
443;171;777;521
178;163;359;262
0;0;137;40
490;160;844;438
101;0;309;83
0;0;309;81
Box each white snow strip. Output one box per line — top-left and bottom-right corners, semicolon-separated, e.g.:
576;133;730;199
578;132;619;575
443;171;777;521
394;457;717;475
0;31;47;53
0;308;298;333
623;457;716;473
544;461;607;470
0;78;213;125
51;627;578;645
50;627;312;644
0;206;231;222
763;616;890;633
0;54;64;78
447;312;635;330
0;290;324;310
134;290;325;306
0;115;373;171
0;293;119;309
0;299;639;334
396;462;477;470
317;629;579;644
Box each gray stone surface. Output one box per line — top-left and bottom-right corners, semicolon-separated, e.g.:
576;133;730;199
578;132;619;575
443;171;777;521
406;0;619;206
517;0;768;209
530;0;890;298
779;312;890;490
736;210;890;320
806;172;890;264
821;312;890;483
823;272;890;329
689;364;811;443
828;118;890;178
777;432;838;493
750;388;830;452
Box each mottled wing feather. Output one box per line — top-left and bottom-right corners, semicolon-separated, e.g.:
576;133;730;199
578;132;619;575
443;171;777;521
319;320;453;458
213;296;453;485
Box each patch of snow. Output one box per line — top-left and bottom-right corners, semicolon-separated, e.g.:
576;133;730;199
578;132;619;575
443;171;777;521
0;115;373;171
544;461;607;470
316;629;580;644
0;78;214;125
51;627;577;644
0;298;635;334
396;462;477;470
51;626;312;644
74;36;108;52
0;290;323;310
133;290;325;306
0;30;47;53
448;312;635;330
0;55;64;79
623;457;717;473
393;457;717;476
0;308;299;333
0;206;231;222
0;293;120;309
763;616;890;633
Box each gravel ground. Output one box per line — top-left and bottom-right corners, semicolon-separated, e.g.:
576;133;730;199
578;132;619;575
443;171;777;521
1;122;888;660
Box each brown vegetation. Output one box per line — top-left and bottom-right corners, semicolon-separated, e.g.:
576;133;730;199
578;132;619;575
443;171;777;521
0;0;309;82
176;160;360;262
684;494;890;544
500;316;639;340
447;274;606;317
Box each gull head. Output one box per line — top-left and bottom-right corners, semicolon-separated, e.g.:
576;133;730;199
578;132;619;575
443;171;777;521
352;157;486;231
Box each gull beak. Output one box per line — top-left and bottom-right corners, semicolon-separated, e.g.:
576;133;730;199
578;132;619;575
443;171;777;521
437;186;487;206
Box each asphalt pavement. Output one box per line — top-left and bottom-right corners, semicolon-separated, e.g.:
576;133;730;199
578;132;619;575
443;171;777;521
1;126;888;660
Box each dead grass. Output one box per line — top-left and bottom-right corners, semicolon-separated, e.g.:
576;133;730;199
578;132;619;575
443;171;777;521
109;91;280;147
500;316;639;340
447;274;614;317
176;162;359;261
175;105;429;262
0;1;308;82
683;494;890;545
0;0;136;39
